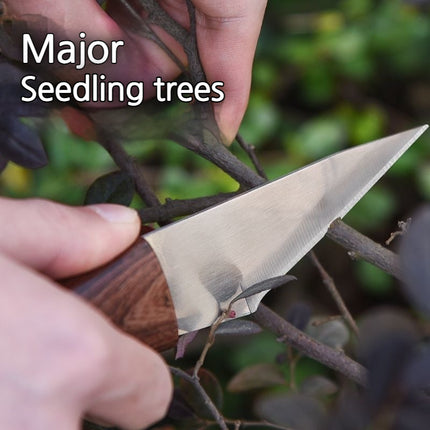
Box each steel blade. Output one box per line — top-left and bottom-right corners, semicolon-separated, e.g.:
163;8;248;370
145;125;428;334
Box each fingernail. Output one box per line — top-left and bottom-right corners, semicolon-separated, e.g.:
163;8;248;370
88;204;138;223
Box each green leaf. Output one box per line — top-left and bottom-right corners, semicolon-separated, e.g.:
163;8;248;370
344;186;396;231
288;117;346;160
356;260;393;296
350;106;385;145
85;171;134;206
239;92;281;144
231;333;286;369
227;363;285;392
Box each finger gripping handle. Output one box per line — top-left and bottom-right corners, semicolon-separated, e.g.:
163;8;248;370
62;238;178;352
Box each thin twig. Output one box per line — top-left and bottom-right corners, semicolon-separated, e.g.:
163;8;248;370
96;131;161;208
327;219;402;280
172;130;266;189
193;305;232;378
184;0;204;82
253;304;367;386
385;218;411;245
138;192;238;224
184;0;214;122
118;0;187;73
135;1;265;187
236;134;268;180
170;366;229;430
309;251;359;337
139;0;189;46
126;0;266;188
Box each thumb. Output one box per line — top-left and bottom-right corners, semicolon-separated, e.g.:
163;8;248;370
0;198;140;278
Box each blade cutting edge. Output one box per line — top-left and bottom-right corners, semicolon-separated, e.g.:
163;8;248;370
145;125;428;333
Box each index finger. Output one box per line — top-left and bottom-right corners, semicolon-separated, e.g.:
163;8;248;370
193;0;267;143
0;198;140;278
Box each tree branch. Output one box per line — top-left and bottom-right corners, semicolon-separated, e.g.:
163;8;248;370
138;192;238;224
97;130;160;207
236;134;268;180
139;0;189;45
172;130;266;189
118;0;187;73
253;304;367;386
170;366;229;430
327;219;402;280
309;251;359;337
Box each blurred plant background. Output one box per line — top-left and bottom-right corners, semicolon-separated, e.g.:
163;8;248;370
1;0;430;428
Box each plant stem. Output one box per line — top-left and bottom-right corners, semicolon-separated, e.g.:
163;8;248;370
254;304;367;386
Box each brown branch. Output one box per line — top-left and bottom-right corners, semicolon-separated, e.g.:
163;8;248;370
139;0;189;46
236;134;268;180
138;192;238;224
118;0;186;73
122;1;264;189
137;0;206;85
135;0;264;188
183;0;214;123
184;0;205;83
170;366;229;430
253;304;367;386
172;130;265;189
193;307;230;378
97;130;160;207
327;219;402;280
385;218;411;245
309;251;359;337
135;0;206;89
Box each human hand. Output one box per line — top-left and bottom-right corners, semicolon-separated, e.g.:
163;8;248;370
3;0;267;143
0;197;172;430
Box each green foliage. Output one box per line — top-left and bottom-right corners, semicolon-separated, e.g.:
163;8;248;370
344;185;397;231
230;333;286;370
356;260;394;296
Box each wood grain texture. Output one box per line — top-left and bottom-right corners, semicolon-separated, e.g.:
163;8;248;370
62;238;178;351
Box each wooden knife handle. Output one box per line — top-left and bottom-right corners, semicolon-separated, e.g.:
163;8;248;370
61;237;178;352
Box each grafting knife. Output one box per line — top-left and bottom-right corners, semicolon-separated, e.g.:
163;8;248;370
64;125;428;351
